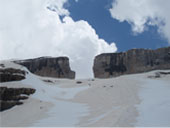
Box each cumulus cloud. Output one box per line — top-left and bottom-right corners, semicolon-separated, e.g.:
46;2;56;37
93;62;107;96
110;0;170;42
0;0;117;79
46;0;70;16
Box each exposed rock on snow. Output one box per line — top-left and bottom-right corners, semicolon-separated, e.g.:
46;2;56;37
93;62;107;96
14;57;75;79
0;52;170;127
0;100;23;112
0;87;36;111
148;71;170;78
0;68;26;82
93;47;170;78
76;81;83;84
0;59;170;127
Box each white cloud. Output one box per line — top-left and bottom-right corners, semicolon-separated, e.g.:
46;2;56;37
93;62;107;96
0;0;117;79
109;0;170;42
46;0;70;16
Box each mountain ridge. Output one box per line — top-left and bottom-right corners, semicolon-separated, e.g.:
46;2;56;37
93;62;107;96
93;46;170;78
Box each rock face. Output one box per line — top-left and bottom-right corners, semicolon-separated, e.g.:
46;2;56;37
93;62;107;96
0;87;36;111
93;47;170;78
0;68;26;82
14;57;75;79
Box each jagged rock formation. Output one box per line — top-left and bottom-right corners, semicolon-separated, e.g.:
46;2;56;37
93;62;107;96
93;47;170;78
0;68;26;82
0;87;36;111
14;57;75;79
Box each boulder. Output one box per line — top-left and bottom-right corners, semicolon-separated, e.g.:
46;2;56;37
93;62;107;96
93;47;170;78
14;57;75;79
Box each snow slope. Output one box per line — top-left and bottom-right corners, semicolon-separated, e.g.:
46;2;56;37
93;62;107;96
136;76;170;127
0;61;89;127
1;60;170;127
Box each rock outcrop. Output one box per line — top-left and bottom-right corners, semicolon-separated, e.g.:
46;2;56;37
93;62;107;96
0;68;26;82
93;47;170;78
14;57;75;79
148;71;170;79
0;101;23;111
0;87;36;111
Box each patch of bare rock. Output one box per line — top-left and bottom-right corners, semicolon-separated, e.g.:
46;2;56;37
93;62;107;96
148;71;170;78
0;68;26;82
0;87;36;111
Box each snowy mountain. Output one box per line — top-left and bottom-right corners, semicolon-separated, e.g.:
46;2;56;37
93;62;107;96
0;60;170;127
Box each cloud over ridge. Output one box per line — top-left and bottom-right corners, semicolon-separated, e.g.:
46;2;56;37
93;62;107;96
0;0;117;79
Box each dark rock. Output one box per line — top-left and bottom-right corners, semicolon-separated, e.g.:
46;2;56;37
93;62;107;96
14;57;75;79
0;87;36;111
93;47;170;78
159;72;170;75
13;96;29;100
0;87;36;101
148;71;170;79
76;81;82;84
0;101;23;111
91;79;95;81
0;68;26;82
0;64;5;68
155;72;161;78
43;79;53;83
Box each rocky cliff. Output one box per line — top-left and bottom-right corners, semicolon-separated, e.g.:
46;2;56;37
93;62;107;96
93;47;170;78
14;57;75;79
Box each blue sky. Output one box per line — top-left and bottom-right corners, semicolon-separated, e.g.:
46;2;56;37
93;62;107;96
67;0;169;52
